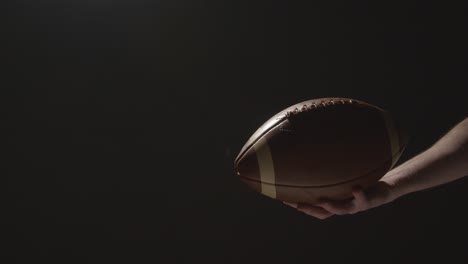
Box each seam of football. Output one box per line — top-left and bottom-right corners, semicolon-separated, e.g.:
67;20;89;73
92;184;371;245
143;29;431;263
284;97;383;119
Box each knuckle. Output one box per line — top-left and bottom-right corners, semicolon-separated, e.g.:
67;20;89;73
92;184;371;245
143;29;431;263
317;213;331;220
360;199;369;206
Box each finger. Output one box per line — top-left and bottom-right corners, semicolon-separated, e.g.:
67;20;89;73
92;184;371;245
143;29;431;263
282;201;298;208
297;203;334;219
317;199;355;215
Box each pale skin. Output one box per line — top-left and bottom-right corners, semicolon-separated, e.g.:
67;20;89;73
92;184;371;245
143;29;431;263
284;117;468;219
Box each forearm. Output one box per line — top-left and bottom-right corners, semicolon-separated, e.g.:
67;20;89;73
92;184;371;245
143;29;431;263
382;118;468;200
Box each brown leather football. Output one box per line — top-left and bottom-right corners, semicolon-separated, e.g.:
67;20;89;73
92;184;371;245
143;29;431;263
234;97;408;204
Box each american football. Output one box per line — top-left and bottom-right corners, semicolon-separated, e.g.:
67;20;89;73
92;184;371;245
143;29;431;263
234;97;409;204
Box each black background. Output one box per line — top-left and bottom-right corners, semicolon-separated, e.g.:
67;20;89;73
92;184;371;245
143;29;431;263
3;0;468;263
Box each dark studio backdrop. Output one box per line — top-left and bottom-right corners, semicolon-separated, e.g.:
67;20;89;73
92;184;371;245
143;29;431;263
3;0;468;263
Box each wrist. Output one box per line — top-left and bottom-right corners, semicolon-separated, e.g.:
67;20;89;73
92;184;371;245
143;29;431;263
380;150;431;201
380;170;413;202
